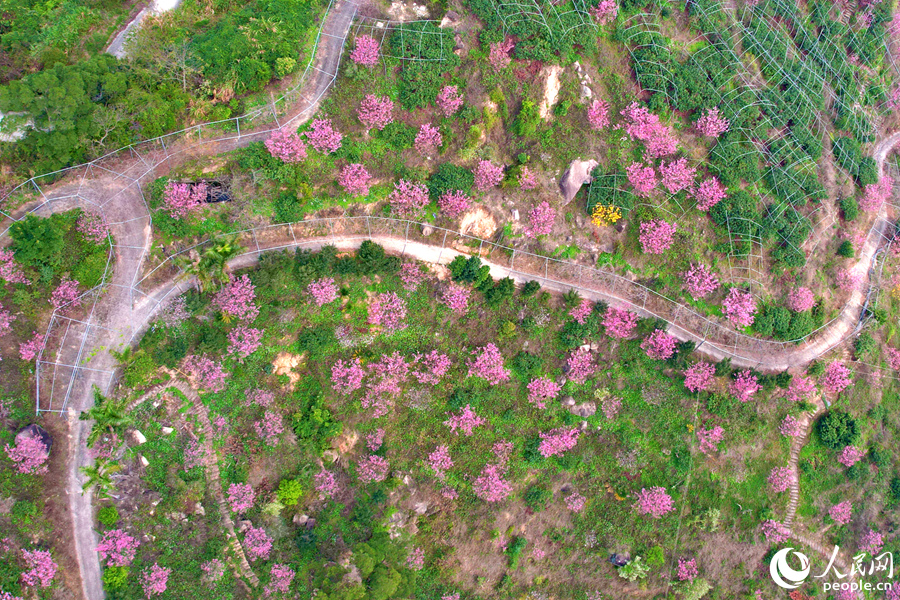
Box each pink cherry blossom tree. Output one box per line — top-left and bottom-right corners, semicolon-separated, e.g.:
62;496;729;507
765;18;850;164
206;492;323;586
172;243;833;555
760;520;791;544
641;329;678;360
414;124;442;153
331;358;365;394
697;425;724;455
569;299;592;324
659;158;697;194
677;558;699;581
829;501;852;525
141;563;170;597
436;85;464;116
620;102;678;158
590;0;618;24
523;201;555;238
634;486;675;518
50;278;80;309
785;373;816;403
96;529;139;566
728;370;760;403
779;415;804;437
438;190;470;218
601;395;621;419
0;249;29;284
227;325;262;362
254;411;284;447
357;95;394;131
788;287;815;312
692;177;727;211
837;445;865;467
19;332;44;361
860;529;884;555
350;35;380;66
338;163;372;197
489;38;514;72
399;262;426;290
366;428;385;451
473;160;504;191
527;376;561;409
538;427;580;457
315;469;337;498
4;434;49;474
695;107;729;137
822;361;852;394
357;454;390;483
722;288;757;327
768;466;794;493
214;274;259;322
444;404;486;436
639;220;677;254
428;445;453;479
162;181;206;219
308;277;339;306
684;362;716;392
305;119;343;154
887;347;900;371
265;129;307;163
411;351;451;385
603;307;638;338
626;162;657;197
77;211;110;244
518;165;539;190
244;526;273;561
182;355;228;393
21;550;57;587
587;99;610;130
836;268;863;291
859;176;893;212
368;291;407;332
682;263;719;299
566;348;597;382
441;283;471;314
387;179;429;216
227;483;255;512
265;564;296;596
468;343;510;384
473;463;512;502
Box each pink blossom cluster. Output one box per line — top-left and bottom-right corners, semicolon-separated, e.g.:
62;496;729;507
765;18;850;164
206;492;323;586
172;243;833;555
4;435;48;474
778;415;803;437
244;526;273;561
265;564;295;596
859;176;893;212
407;547;425;571
444;404;486;436
601;394;621;419
368;291;407;332
603;307;638;338
523;201;555;238
254;411;284;447
473;160;505;192
620;103;678;158
682;263;719;299
829;501;852;525
696;424;724;455
788;287;815;312
492;440;514;465
441;283;471;314
160;296;189;327
183;438;204;469
200;559;225;582
634;486;675;518
21;550;57;587
692;177;727;211
227;483;256;512
489;38;515;72
338;163;372;197
566;348;597;382
518;165;538;190
305;119;343;154
887;347;900;371
676;557;699;582
387;179;429;216
473;462;512;502
538;427;580;457
822;361;852;394
315;469;338;498
860;529;884;555
684;361;716;392
96;529;139;566
361;352;409;417
227;325;262;362
768;466;794;493
357;95;394;131
589;0;618;24
90;432;122;462
639;220;677;254
783;374;816;404
565;492;586;512
436;85;464;117
350;35;379;66
265;129;307;163
760;520;791;544
587;99;610;130
141;563;170;597
414;123;442;153
0;249;28;284
837;445;865;467
50;278;80;309
77;211;110;244
527;376;561;409
19;332;44;361
641;329;678;360
836;268;863;291
214;275;259;322
183;355;228;393
722;288;757;327
357;454;390;483
412;350;451;385
569;299;592;324
695;107;729;138
660;158;696;194
468;343;510;384
366;428;384;451
438;190;470;217
399;263;426;290
162;180;206;219
331;358;365;394
308;277;338;306
626;162;657;197
428;445;453;479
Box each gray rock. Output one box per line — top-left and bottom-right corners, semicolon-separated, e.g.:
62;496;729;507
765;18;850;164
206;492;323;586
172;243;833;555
413;501;430;515
563;396;576;407
194;502;205;516
559;159;599;202
569;402;597;418
238;519;252;533
161;427;174;435
293;514;309;526
421;224;434;236
132;430;147;445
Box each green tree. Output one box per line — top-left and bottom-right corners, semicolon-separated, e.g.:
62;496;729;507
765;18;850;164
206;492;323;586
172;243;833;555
80;460;121;498
367;564;402;600
817;410;859;449
9;213;66;272
427;163;474;199
277;479;303;506
80;387;133;447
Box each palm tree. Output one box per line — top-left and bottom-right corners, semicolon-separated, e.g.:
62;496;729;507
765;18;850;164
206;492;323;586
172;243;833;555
176;234;244;292
80;387;132;447
80;460;121;498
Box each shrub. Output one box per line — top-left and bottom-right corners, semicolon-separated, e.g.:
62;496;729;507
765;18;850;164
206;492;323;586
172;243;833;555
428;163;475;199
817;411;859;449
837;240;855;258
522;485;552;511
840;197;858;221
277;479;303;506
98;506;119;527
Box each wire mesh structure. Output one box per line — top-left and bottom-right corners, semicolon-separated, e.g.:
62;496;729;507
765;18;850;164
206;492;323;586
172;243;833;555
350;17;451;62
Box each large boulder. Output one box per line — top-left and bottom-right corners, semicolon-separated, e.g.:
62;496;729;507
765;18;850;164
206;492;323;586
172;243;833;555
559;159;599;203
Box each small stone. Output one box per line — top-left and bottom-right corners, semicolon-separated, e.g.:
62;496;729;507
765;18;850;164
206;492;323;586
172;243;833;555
238;519;252;533
293;514;309;526
132;430;147;445
322;450;339;463
161;427;174;435
512;209;520;221
421;224;434;236
139;455;149;467
413;501;430;515
563;396;576;407
194;502;205;516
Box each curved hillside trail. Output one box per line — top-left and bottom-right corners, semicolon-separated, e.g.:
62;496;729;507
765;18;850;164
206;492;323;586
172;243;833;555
0;6;897;596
